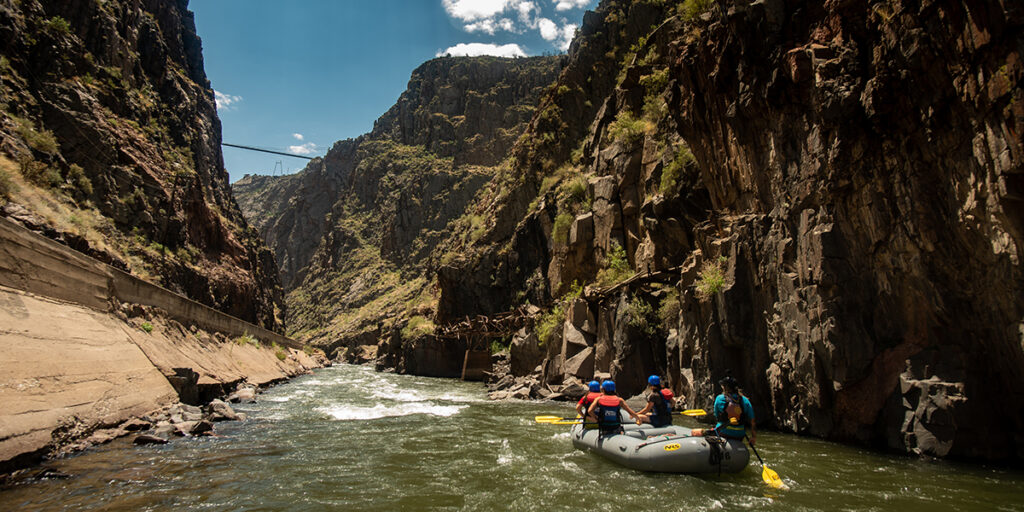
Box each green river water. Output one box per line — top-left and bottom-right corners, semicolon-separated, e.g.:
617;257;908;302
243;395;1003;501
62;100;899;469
3;364;1023;511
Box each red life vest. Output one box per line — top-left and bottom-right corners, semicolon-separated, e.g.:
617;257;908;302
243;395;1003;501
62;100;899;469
578;391;601;409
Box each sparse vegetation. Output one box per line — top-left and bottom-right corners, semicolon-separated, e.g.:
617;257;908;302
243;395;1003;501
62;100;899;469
66;163;92;197
608;110;646;145
657;286;681;329
696;256;728;299
489;339;510;354
19;157;60;188
44;16;71;35
272;342;287;361
625;294;657;337
659;144;695;195
140;322;153;333
13;116;59;154
234;333;259;346
596;241;631;287
0;168;16;203
679;0;713;21
536;281;584;347
402;315;436;339
552;212;573;245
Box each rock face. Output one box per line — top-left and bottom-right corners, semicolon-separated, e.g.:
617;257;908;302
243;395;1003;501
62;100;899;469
0;0;284;329
432;0;1024;462
233;56;561;365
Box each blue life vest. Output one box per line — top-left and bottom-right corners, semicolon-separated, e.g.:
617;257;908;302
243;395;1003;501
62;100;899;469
595;395;622;433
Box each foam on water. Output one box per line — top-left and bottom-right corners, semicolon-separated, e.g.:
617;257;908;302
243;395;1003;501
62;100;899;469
316;401;466;420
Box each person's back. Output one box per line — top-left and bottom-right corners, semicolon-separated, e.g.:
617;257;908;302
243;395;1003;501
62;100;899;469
576;380;602;424
587;380;639;434
644;375;675;427
713;378;754;440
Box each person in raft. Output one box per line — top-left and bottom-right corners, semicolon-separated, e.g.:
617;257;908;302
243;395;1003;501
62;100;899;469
586;380;640;435
691;375;757;444
575;380;602;425
635;375;676;427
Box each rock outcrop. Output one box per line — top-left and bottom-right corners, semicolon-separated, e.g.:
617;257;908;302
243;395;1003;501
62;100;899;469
435;0;1024;462
0;0;284;329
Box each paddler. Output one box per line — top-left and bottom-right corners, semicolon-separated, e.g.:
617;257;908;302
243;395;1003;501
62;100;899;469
691;375;756;444
635;375;676;427
586;380;639;435
574;380;602;425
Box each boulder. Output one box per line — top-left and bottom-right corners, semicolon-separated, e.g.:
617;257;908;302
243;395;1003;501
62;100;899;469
510;328;545;377
120;418;152;432
228;387;257;404
205;399;240;422
562;347;595;380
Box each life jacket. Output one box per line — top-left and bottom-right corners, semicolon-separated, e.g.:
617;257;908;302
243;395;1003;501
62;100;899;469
716;393;749;438
595;395;622;432
649;388;674;427
579;391;601;410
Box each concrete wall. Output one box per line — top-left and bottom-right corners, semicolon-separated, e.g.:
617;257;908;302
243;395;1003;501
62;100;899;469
0;217;299;348
0;217;322;470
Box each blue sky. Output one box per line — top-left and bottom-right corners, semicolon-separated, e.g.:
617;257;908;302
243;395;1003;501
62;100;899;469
189;0;599;182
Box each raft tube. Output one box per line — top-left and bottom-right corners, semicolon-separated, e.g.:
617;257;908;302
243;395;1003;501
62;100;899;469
570;422;750;473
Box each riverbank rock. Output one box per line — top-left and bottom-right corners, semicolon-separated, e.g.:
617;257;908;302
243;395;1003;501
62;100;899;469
205;400;240;422
133;434;169;446
228;387;258;404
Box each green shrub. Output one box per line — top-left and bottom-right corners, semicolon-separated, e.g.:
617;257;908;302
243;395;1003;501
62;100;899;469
659;145;695;195
552;212;573;245
564;175;587;207
0;168;16;203
657;287;681;329
401;315;435;339
489;339;510;354
67;163;92;197
608;110;645;145
536;303;565;347
679;0;713;21
44;16;71;35
141;322;153;333
234;333;259;346
625;294;657;337
639;67;669;95
468;214;487;243
596;241;631;286
696;256;727;299
272;342;287;361
14;117;59;154
19;158;60;188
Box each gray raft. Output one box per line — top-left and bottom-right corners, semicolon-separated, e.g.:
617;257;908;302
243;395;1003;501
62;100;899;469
570;421;750;473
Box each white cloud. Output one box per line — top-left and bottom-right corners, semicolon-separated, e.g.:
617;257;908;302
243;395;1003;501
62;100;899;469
442;0;512;21
465;18;497;34
559;22;577;50
553;0;589;11
214;90;242;111
516;1;539;24
436;43;527;58
292;133;304;141
289;142;318;155
537;17;558;40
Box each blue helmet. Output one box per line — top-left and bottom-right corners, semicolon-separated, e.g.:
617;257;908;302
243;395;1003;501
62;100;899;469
588;380;600;392
648;375;661;386
601;380;616;393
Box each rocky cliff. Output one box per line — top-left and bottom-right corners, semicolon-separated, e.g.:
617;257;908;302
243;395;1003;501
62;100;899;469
432;0;1023;463
233;56;561;352
0;0;284;329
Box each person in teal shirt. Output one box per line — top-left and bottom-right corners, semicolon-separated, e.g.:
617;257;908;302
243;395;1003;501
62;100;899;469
691;375;757;444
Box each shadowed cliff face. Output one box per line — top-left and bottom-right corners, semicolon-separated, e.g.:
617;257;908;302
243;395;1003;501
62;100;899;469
433;0;1023;462
233;56;562;352
0;0;284;329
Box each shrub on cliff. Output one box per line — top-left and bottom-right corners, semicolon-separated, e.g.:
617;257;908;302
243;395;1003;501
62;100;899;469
608;110;645;145
536;281;583;347
657;286;681;330
659;145;695;195
402;315;435;339
679;0;713;21
0;168;16;203
625;294;658;337
552;212;573;245
696;256;728;300
597;241;631;286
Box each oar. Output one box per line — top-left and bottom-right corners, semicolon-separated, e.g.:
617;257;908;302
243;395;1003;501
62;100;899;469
675;409;707;416
534;415;564;423
746;435;788;490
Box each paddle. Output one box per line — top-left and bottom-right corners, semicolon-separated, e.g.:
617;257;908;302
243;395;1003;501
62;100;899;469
746;435;788;490
536;409;707;424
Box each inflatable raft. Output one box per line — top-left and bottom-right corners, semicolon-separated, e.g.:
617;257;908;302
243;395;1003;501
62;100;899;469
570;421;750;473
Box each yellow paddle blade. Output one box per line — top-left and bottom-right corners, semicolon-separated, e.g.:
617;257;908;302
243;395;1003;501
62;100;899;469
534;416;564;423
551;420;583;425
677;409;707;416
762;465;789;490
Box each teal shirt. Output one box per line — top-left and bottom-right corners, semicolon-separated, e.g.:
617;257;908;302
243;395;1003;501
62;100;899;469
713;393;754;438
